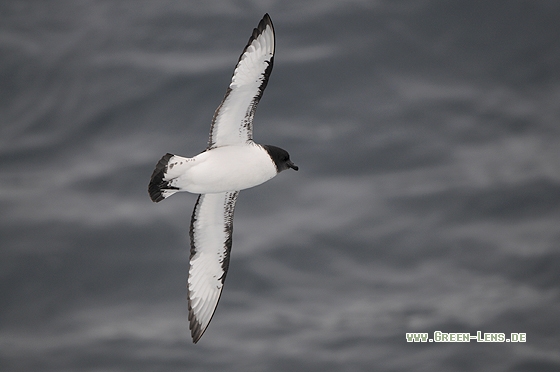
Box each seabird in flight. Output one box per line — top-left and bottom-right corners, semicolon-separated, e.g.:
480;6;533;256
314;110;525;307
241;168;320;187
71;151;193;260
148;13;297;343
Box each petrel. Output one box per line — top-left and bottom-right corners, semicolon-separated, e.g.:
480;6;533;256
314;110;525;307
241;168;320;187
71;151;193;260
148;14;297;343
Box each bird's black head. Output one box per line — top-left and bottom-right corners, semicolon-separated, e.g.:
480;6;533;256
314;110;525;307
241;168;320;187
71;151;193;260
263;145;298;173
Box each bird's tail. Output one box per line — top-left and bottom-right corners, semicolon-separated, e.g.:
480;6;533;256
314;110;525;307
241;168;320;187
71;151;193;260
148;153;190;202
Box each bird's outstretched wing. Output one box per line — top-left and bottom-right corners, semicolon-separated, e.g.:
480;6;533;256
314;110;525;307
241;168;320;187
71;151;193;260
207;14;275;149
187;191;239;343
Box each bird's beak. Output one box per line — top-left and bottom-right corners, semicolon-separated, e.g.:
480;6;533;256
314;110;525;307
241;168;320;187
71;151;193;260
288;161;299;171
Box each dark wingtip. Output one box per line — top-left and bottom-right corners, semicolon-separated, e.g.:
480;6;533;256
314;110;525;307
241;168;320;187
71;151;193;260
259;13;273;32
244;13;274;59
189;313;204;344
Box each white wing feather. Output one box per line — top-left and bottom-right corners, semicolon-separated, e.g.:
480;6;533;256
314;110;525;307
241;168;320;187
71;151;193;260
187;191;238;343
207;14;275;149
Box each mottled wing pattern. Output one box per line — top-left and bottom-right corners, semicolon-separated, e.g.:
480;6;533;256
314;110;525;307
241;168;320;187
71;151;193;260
187;191;239;343
207;14;275;149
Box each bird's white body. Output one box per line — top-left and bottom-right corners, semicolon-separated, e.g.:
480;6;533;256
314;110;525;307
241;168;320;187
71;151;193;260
164;143;277;194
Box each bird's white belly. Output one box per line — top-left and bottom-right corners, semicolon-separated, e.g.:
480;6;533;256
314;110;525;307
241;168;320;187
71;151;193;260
175;144;277;194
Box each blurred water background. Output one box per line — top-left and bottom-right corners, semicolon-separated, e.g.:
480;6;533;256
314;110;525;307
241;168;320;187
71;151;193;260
2;1;560;371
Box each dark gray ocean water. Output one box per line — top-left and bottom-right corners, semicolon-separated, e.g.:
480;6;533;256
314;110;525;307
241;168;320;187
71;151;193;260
2;1;560;371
